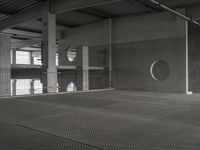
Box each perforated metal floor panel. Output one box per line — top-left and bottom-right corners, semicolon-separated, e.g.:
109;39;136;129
0;121;100;150
1;90;200;149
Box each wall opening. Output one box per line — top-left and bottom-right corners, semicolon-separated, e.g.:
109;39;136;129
150;59;170;81
66;82;77;92
67;47;76;62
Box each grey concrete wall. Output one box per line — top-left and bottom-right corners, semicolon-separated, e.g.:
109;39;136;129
112;12;187;93
112;11;186;44
58;45;106;67
57;70;77;92
112;38;187;93
188;24;200;92
186;6;200;19
11;69;41;79
61;20;110;47
58;20;110;91
57;45;109;91
58;10;187;93
57;70;108;92
0;35;11;97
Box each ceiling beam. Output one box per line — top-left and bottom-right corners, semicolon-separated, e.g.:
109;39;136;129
79;8;113;18
50;0;124;14
0;0;123;31
0;4;43;31
11;38;41;50
130;0;160;12
3;28;41;38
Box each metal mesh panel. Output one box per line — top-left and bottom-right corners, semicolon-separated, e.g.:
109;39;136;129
1;90;200;149
0;121;99;150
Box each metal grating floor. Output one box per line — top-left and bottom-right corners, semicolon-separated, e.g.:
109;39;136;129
1;90;200;149
0;121;99;150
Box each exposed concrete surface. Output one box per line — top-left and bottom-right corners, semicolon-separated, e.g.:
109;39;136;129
58;44;109;91
76;46;89;91
0;35;11;97
112;37;187;93
112;12;186;44
59;11;187;93
188;24;200;92
42;3;57;93
61;19;110;47
1;90;200;149
112;11;187;93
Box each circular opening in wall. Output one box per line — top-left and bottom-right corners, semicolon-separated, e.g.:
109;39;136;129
67;47;76;62
150;59;170;81
66;82;77;92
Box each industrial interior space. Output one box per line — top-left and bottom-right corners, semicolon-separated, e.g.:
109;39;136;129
1;0;200;149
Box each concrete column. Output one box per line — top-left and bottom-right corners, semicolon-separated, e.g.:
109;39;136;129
0;34;11;97
108;19;112;88
30;51;34;65
77;46;89;91
42;2;57;93
12;50;16;64
12;79;17;96
30;79;35;94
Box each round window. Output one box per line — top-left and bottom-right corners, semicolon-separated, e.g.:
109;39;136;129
66;82;77;92
150;59;170;81
67;47;76;62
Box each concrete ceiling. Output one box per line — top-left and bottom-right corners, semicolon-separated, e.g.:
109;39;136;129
0;0;43;15
0;0;200;38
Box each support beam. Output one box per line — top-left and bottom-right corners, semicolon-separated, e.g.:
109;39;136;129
78;8;112;19
50;0;124;14
132;0;160;12
0;34;11;97
77;46;89;91
0;4;43;31
0;0;122;31
12;79;17;96
108;19;112;88
30;51;34;65
12;50;16;65
2;20;66;40
11;39;41;50
3;28;41;38
30;79;35;95
42;2;57;93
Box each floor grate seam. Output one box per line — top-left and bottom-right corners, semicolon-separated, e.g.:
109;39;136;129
16;124;105;150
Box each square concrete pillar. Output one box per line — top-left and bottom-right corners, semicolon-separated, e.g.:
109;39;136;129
12;79;17;96
12;50;16;64
77;46;89;91
30;51;34;65
0;34;11;97
42;2;57;93
30;79;35;95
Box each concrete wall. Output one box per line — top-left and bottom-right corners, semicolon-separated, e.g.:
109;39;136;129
112;12;187;93
0;34;11;97
112;37;187;93
58;20;110;91
57;45;109;91
188;24;200;92
59;10;188;93
186;6;200;92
